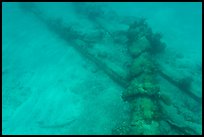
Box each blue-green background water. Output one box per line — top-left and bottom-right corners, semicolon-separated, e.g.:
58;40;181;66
2;2;202;135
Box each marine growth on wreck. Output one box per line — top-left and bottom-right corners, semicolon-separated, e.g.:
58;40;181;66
2;2;202;135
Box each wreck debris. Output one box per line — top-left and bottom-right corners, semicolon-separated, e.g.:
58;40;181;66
19;3;201;135
158;71;201;103
120;20;163;134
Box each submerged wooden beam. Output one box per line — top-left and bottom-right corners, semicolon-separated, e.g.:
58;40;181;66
158;70;201;103
68;42;129;88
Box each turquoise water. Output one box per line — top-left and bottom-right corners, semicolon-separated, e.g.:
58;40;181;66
2;2;202;135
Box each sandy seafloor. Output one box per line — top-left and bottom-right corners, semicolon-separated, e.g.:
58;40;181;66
2;2;202;135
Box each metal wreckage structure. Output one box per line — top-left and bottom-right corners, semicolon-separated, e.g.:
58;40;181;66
20;3;202;135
